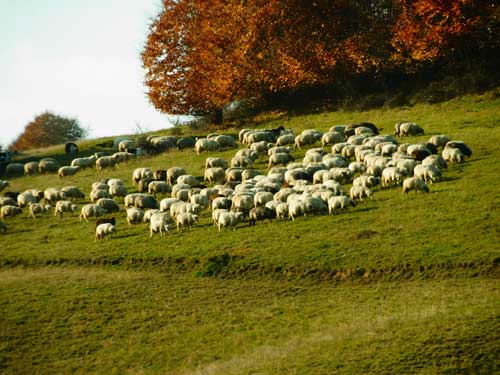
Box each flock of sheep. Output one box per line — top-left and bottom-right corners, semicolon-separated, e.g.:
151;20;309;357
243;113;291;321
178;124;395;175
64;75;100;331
0;121;472;240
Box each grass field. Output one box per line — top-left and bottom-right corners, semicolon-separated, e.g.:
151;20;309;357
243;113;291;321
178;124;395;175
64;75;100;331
1;91;499;374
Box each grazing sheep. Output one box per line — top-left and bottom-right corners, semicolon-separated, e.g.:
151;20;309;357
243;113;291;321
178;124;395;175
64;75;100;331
96;156;116;171
17;192;38;207
24;162;39;176
132;167;154;185
444;141;472;158
112;151;135;164
38;158;60;174
95;223;116;241
79;204;106;222
90;189;112;203
61;186;85;200
95;217;116;228
275;202;289;220
402;177;430;195
176;137;196;150
345;122;379;136
167;166;187;185
248;207;276;225
176;212;199;230
0;181;10;192
231;194;255;217
422;155;448;170
442;147;465;163
149;212;173;237
349;186;373;201
225;167;244;183
127;207;145;226
218;211;244;231
190;194;209;210
268;152;294;168
205;157;229;170
413;164;441;184
71;156;96;169
321;131;344;147
142;209;161;223
276;134;296;147
429;135;451;149
5;163;24;176
328;195;356;215
124;193;158;209
58;166;80;178
96;198;120;213
195;138;220;154
381;167;406;187
353;175;380;189
28;203;51;218
148;181;172;197
54;200;78;217
294;130;321;149
44;188;67;204
0;205;22;219
204;167;226;185
288;200;308;221
109;184;128;198
214;135;237;150
394;122;424;137
254;191;274;207
118;139;134;152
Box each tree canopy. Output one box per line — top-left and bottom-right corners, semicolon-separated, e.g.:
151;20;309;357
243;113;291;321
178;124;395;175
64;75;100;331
9;111;88;151
142;0;500;116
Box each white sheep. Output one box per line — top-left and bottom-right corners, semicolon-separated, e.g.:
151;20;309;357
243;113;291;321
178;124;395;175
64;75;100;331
195;138;220;154
90;189;112;203
0;180;10;192
442;147;465;163
96;198;119;213
148;181;172;197
402;177;430;195
349;186;373;201
44;188;67;204
109;184;128;198
275;202;289;220
79;204;106;222
176;212;199;230
0;205;22;219
126;207;145;225
132;167;154;185
205;157;229;169
218;211;244;231
429;135;451;149
95;156;116;171
381;167;405;187
28;203;51;219
95;223;116;241
149;212;173;237
212;208;229;226
61;186;86;200
321;131;344;147
58;166;80;178
54;200;78;217
17;192;38;207
24;162;39;176
190;194;209;210
413;164;441;184
71;156;96;169
38;158;60;174
328;195;355;215
204;167;225;184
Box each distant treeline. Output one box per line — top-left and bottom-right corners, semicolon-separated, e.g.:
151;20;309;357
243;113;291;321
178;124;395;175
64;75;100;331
142;0;500;119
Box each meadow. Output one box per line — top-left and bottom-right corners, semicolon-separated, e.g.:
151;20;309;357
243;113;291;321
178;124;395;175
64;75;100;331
1;91;499;374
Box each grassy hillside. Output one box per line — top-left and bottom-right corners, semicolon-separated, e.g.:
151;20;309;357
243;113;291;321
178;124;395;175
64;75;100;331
1;91;499;374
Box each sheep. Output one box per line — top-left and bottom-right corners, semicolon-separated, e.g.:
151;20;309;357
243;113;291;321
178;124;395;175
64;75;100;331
58;166;80;178
442;147;465;163
0;195;18;206
190;193;209;210
195;138;220;154
218;211;245;231
212;208;229;226
118;139;134;152
96;198;120;213
127;207;145;226
275;202;289;220
132;167;153;185
225;167;244;183
328;195;356;215
212;197;232;211
0;205;22;219
204;167;226;185
0;221;6;234
231;155;254;168
248;207;276;225
381;167;406;187
231;194;254;217
95;223;116;241
176;212;199;230
353;175;380;189
394;122;424;137
26;203;50;218
304;196;328;215
124;193;158;209
159;197;181;212
444;141;472;158
250;140;272;155
429;135;451;149
167;167;187;185
288;200;308;221
90;189;112;203
349;186;373;201
294;130;320;149
24;161;39;176
61;186;85;200
149;212;173;237
413;164;442;184
5;163;24;176
347;134;370;146
244;131;274;145
176;137;196;150
268;152;294;168
242;169;262;182
214;135;237;150
276;134;296;147
109;184;128;198
402;177;430;195
348;162;366;176
321;131;344;147
0;181;10;192
354;126;374;136
254;191;274;207
112;151;135;164
96;217;116;228
44;188;67;204
17;192;38;207
38;158;60;174
96;156;116;171
205;157;229;170
71;156;96;169
322;154;348;169
148;181;172;197
345;122;379;136
79;204;106;222
54;200;78;217
422;155;448;170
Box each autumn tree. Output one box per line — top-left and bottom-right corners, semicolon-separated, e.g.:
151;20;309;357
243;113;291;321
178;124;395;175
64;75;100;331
9;111;88;151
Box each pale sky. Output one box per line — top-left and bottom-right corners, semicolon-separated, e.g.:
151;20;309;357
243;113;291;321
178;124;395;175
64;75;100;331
0;0;182;148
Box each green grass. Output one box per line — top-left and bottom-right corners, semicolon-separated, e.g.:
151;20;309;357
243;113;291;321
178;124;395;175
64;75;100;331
1;91;500;373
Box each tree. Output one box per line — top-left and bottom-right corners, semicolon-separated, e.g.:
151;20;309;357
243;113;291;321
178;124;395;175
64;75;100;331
9;111;88;151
